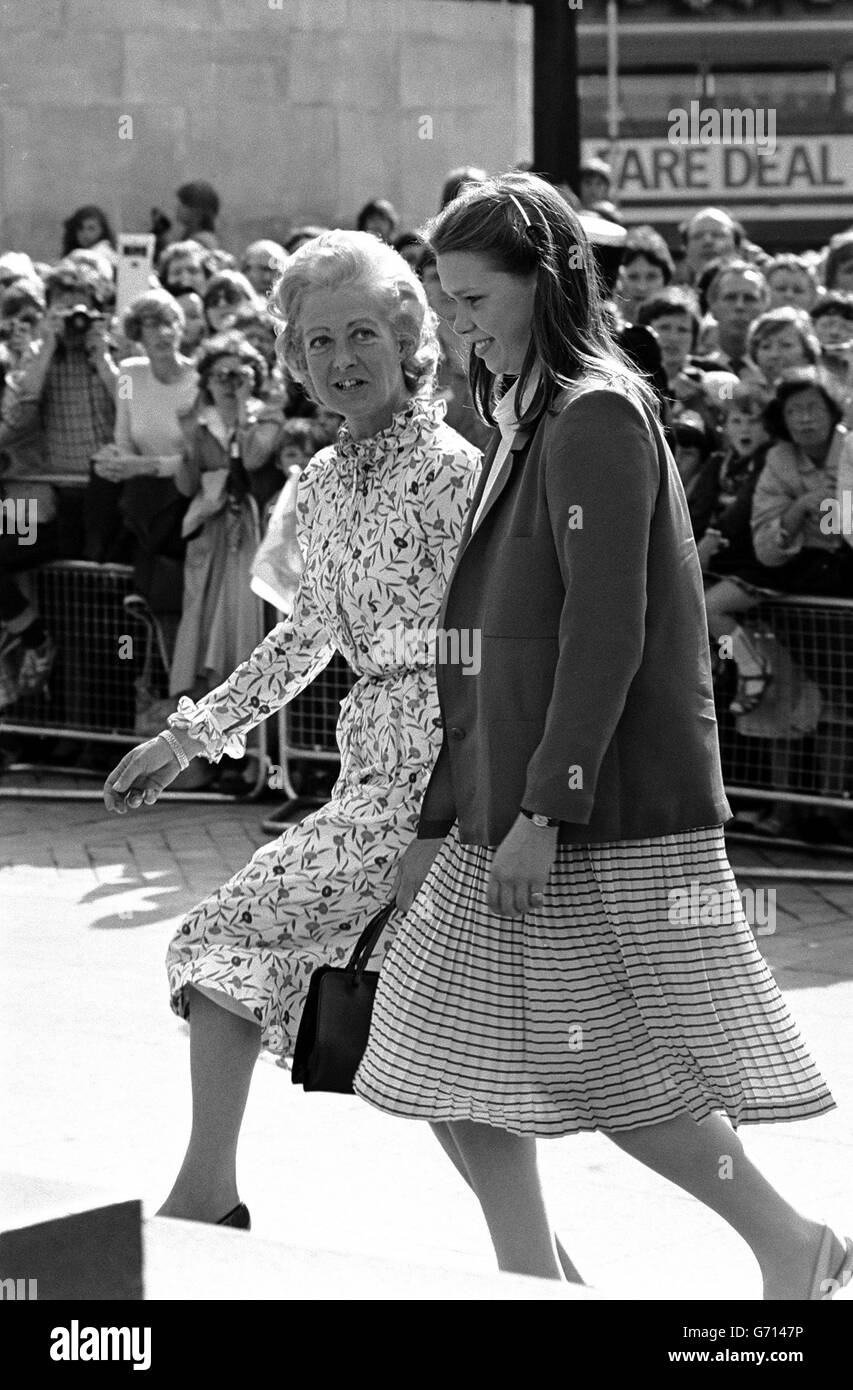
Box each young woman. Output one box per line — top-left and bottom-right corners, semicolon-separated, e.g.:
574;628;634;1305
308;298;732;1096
355;174;852;1301
102;232;481;1229
201;270;259;336
60;204;116;260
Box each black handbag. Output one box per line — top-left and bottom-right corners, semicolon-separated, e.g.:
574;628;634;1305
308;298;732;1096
291;901;395;1094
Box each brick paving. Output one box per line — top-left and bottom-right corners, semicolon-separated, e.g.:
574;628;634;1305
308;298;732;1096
1;779;851;1299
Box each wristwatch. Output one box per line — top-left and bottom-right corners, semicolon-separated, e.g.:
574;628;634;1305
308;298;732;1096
520;808;560;828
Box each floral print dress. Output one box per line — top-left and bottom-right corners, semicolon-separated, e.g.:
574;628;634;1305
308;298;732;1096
165;395;480;1061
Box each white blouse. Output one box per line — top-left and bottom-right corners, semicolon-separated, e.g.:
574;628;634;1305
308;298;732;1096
471;373;538;533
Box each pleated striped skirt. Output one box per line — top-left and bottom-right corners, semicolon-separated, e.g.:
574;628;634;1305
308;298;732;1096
354;824;835;1136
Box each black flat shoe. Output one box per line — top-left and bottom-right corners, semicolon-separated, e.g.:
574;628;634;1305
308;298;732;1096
217;1202;251;1230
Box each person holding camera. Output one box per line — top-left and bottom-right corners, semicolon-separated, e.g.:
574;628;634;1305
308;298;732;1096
0;262;118;560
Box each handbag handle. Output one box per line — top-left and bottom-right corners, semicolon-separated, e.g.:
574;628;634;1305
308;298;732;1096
346;900;396;982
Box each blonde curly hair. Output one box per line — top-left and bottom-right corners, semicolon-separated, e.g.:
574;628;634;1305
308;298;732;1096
269;230;439;401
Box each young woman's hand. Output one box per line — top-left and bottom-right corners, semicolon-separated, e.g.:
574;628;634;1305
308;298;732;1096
487;814;558;918
103;735;196;813
394;837;445;912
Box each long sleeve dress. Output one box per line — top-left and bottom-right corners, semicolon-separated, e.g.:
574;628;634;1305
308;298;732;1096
165;394;480;1060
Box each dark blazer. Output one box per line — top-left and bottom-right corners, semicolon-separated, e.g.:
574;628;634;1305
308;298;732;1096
418;383;731;846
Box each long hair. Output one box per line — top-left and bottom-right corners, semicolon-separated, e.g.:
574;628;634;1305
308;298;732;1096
423;171;656;428
61;205;115;257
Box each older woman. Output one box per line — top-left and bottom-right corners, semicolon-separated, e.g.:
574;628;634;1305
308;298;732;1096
103;232;480;1228
752;366;852;596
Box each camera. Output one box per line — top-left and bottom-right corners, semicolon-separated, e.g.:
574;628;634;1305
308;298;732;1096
59;304;101;335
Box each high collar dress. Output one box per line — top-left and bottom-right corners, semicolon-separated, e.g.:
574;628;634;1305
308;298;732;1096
165;394;481;1058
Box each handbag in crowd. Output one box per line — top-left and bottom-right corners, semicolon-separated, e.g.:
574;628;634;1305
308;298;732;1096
291;900;396;1094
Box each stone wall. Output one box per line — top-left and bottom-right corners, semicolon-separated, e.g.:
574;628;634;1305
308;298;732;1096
0;0;532;259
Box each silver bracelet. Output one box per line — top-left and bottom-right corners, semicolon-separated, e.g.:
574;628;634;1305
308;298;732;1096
158;729;190;771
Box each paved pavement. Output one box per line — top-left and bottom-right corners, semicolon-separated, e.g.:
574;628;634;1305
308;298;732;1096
1;779;852;1300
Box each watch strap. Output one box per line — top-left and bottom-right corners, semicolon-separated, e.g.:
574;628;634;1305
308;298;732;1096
520;808;560;827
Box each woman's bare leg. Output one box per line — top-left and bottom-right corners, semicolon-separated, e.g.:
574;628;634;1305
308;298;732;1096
704;581;759;644
604;1111;844;1299
431;1122;584;1283
157;986;261;1221
430;1119;563;1280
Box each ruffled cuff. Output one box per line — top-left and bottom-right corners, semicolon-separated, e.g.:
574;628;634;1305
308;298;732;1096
167;696;248;763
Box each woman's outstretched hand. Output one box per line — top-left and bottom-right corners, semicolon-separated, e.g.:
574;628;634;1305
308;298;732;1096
487;814;558;918
103;736;189;814
394;837;445;912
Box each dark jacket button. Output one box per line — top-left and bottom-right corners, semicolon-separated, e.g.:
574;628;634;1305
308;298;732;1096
449;726;465;740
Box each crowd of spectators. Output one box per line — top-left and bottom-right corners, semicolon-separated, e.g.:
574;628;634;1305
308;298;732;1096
1;162;852;826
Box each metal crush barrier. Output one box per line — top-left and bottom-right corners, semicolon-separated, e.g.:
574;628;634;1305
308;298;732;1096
716;594;853;816
271;597;853;818
0;560;270;801
10;550;847;850
282;651;356;763
266;653;356;829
